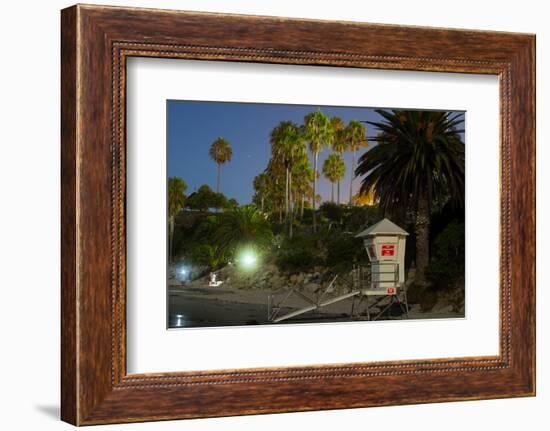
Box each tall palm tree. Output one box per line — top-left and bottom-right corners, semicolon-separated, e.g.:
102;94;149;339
345;120;368;205
253;172;270;213
356;110;464;286
168;177;187;263
323;154;346;202
209;137;233;193
270;121;306;237
331;116;347;203
291;157;314;219
304;110;334;232
266;157;286;224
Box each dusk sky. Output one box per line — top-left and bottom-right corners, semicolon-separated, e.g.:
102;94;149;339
167;100;464;204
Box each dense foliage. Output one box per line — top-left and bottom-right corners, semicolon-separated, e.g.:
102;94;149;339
357;110;465;286
426;220;465;286
169;109;466;305
185;185;229;211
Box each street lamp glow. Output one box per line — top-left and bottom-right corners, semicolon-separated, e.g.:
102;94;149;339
239;250;258;269
177;265;190;281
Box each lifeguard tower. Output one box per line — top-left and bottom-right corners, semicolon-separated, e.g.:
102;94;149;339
355;218;409;319
266;218;410;323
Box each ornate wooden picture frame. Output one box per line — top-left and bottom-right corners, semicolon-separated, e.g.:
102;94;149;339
61;4;535;425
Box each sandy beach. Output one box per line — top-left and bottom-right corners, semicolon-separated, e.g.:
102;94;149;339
168;283;464;328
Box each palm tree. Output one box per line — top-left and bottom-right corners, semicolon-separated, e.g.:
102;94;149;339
266;157;286;223
214;205;274;257
356;110;465;286
331;116;347;203
323;154;346;202
191;243;227;270
270;121;306;237
253;172;270;213
291;157;314;219
168;177;187;263
209;137;233;193
345;120;368;205
304;110;334;232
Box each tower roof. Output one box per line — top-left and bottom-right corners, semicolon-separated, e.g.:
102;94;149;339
355;218;409;237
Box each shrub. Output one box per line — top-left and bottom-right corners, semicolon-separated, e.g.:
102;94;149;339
300;208;314;225
325;234;367;271
275;233;322;271
276;249;316;271
343;205;381;232
426;220;465;288
319;202;344;223
189;243;227;270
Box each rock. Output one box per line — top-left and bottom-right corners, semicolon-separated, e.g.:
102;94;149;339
438;304;455;314
408;304;421;313
289;273;305;285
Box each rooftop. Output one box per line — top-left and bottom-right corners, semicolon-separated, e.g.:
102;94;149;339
355;218;409;237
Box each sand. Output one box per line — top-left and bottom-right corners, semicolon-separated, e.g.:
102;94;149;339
168;283;464;328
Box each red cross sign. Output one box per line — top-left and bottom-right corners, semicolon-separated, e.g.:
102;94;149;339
381;244;395;256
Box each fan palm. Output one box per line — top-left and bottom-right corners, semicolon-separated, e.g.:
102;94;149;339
331;116;347;203
168;177;187;263
191;243;228;270
344;120;368;205
304;110;334;232
214;205;274;256
292;158;314;219
209;137;233;193
266;157;286;223
253;172;270;213
270;121;306;237
356;109;465;286
322;154;346;203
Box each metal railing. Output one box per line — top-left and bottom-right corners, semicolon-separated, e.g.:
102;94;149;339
267;275;362;323
267;264;409;323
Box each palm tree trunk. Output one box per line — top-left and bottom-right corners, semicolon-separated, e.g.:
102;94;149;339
261;196;264;212
216;163;221;193
349;150;355;205
169;216;174;264
415;189;430;287
337;180;340;204
313;153;318;233
285;167;289;220
300;194;304;219
288;172;293;239
331;183;334;203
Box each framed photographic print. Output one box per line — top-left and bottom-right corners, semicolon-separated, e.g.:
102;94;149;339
61;4;535;425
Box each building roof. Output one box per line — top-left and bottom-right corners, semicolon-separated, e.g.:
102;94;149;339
355;218;409;237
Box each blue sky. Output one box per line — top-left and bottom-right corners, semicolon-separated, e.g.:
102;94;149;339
167;100;464;204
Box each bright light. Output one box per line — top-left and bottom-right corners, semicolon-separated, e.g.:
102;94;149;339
243;253;256;266
176;265;190;281
239;250;258;269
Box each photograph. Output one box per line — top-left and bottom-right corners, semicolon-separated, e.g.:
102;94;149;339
167;101;466;328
